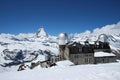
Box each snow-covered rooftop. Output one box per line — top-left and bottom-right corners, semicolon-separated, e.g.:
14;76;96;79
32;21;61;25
94;52;116;57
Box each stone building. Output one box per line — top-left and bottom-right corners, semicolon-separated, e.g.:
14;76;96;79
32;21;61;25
64;42;94;64
58;33;69;60
58;33;116;65
94;52;116;64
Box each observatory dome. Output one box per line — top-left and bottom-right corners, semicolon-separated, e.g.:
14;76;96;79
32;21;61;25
58;33;68;45
98;34;108;42
59;33;68;40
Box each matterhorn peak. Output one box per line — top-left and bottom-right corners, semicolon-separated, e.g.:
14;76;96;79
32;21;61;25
36;27;48;37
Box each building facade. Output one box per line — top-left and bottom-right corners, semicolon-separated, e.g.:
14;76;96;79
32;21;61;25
58;33;116;65
64;42;94;64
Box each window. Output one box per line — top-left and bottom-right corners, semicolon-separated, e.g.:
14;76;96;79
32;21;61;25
89;58;92;63
85;58;89;63
79;55;81;57
89;54;92;56
79;48;82;52
102;58;105;63
85;54;88;56
74;55;79;58
85;58;93;63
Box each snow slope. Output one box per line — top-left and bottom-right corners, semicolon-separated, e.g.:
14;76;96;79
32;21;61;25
0;60;120;80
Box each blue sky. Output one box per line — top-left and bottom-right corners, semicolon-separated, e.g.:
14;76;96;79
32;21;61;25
0;0;120;35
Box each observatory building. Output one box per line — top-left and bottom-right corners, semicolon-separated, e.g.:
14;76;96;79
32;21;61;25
58;33;68;45
98;34;108;42
58;33;69;60
58;33;116;65
94;34;110;52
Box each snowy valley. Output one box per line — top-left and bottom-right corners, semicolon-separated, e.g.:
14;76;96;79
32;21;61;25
0;22;120;80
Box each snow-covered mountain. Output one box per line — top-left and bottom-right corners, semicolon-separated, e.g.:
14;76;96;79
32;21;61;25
36;27;48;37
0;22;120;73
0;28;59;72
71;22;120;49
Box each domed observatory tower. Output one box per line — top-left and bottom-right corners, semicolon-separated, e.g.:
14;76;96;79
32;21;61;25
98;34;108;43
97;34;110;52
58;33;68;60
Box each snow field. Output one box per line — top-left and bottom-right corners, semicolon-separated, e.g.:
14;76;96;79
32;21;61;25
0;60;120;80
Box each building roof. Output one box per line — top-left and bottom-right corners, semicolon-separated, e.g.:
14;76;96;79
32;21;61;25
66;41;82;47
94;52;116;57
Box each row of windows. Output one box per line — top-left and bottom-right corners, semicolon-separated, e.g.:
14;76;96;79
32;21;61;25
70;47;94;53
85;54;93;57
74;54;93;58
74;55;79;58
96;58;109;63
85;58;93;63
74;58;93;64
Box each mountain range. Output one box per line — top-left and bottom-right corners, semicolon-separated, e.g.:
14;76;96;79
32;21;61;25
0;21;120;72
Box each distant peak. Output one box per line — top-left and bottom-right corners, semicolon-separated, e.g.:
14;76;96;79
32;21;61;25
36;27;48;37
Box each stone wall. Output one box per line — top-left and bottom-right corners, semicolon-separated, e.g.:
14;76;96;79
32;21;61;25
69;53;94;65
94;56;116;64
